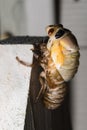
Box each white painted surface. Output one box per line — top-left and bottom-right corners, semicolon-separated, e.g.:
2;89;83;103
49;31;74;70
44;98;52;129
0;45;33;130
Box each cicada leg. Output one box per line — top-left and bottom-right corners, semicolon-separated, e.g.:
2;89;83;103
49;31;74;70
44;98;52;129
36;71;47;101
16;56;33;67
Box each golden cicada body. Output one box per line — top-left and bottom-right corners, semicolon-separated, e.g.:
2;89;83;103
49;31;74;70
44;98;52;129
35;24;80;109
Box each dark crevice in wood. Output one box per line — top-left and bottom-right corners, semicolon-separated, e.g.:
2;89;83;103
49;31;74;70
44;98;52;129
29;56;52;130
0;36;48;45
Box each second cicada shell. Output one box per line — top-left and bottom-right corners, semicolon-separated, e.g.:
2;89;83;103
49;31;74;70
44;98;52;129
34;24;80;110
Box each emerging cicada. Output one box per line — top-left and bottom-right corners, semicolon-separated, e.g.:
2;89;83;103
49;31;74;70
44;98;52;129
33;24;80;109
16;24;80;110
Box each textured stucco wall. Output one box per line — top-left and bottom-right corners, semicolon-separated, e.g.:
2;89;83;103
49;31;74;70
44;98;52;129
0;45;33;130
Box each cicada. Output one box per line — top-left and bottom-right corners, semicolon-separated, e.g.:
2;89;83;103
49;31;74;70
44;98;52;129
33;24;80;109
16;24;80;110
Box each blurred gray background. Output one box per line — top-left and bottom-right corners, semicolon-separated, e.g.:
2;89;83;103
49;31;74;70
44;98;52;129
0;0;87;130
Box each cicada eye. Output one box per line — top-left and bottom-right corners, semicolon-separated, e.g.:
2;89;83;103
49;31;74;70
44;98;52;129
55;29;65;39
48;28;54;35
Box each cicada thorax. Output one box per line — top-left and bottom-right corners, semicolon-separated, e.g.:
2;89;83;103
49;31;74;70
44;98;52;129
39;44;67;109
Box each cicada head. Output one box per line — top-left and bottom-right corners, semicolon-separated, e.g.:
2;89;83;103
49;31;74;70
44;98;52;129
46;24;63;37
46;24;65;50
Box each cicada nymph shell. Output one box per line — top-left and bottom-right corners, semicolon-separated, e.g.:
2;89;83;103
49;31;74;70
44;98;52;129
34;24;80;109
38;44;67;109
